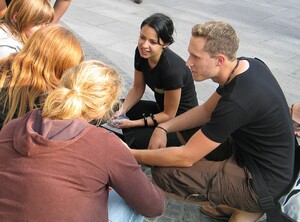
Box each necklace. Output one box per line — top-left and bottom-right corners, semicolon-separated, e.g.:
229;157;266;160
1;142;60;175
224;59;240;86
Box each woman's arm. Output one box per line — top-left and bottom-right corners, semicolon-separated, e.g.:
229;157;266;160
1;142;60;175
158;91;221;133
132;92;223;166
148;91;221;149
107;136;165;217
52;0;72;23
118;69;146;115
144;88;181;127
115;84;181;129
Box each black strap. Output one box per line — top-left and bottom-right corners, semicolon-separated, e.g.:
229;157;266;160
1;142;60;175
239;140;299;222
239;151;275;210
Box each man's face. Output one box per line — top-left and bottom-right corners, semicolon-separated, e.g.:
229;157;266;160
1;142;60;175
186;36;217;82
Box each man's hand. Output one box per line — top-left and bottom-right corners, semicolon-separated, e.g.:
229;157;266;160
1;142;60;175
148;127;168;149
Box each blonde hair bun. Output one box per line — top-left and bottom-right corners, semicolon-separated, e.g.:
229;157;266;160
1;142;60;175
42;60;123;123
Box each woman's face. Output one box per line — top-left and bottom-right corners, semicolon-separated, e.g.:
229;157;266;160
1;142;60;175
24;23;47;37
138;24;165;62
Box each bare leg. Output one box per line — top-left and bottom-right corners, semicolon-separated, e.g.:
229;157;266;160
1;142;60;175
200;204;263;222
291;104;300;137
229;208;263;222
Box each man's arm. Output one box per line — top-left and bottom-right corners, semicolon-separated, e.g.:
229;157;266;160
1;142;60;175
131;129;221;167
148;91;221;149
159;91;220;133
133;92;222;166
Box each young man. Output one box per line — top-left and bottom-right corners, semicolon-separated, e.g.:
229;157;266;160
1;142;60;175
131;21;296;222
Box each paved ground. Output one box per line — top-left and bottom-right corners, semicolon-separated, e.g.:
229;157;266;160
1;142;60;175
60;0;300;221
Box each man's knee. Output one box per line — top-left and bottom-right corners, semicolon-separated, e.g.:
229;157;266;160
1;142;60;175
151;166;209;202
151;166;169;191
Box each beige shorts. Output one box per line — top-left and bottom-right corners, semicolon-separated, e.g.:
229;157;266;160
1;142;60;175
151;155;261;212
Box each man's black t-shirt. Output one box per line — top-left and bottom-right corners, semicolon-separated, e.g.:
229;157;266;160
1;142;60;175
202;57;295;200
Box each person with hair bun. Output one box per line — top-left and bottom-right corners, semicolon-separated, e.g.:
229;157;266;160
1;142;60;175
0;0;55;59
110;13;199;149
0;24;84;129
42;61;122;123
0;60;165;222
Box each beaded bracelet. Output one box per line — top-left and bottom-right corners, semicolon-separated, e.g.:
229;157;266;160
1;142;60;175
142;113;148;127
150;113;158;126
156;126;168;134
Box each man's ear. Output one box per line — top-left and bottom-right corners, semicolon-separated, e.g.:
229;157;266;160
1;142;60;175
216;55;225;66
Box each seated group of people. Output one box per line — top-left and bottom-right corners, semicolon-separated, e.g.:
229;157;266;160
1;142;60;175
0;1;299;222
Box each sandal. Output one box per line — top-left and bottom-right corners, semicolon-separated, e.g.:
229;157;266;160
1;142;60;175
291;104;300;137
199;205;231;221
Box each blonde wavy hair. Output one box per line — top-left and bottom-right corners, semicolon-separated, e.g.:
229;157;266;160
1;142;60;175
42;60;123;123
0;0;54;44
191;21;239;61
0;24;84;125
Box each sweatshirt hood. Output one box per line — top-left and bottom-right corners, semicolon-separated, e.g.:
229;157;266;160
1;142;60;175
12;109;90;156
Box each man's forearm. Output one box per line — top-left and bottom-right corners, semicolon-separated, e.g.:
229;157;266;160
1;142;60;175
131;147;193;167
159;105;209;133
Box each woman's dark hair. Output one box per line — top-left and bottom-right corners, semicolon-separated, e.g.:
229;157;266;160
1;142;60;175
141;13;174;45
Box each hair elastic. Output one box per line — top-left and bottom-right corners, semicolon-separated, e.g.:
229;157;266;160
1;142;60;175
150;113;158;126
142;113;148;127
156;126;168;134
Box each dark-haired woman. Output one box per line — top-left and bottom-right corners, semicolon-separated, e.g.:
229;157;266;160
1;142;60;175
109;13;199;149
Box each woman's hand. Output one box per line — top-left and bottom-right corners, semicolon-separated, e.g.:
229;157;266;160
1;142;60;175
107;114;134;129
110;118;133;129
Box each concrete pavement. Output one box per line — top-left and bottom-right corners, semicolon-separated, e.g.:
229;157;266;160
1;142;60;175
62;0;300;105
60;0;300;221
